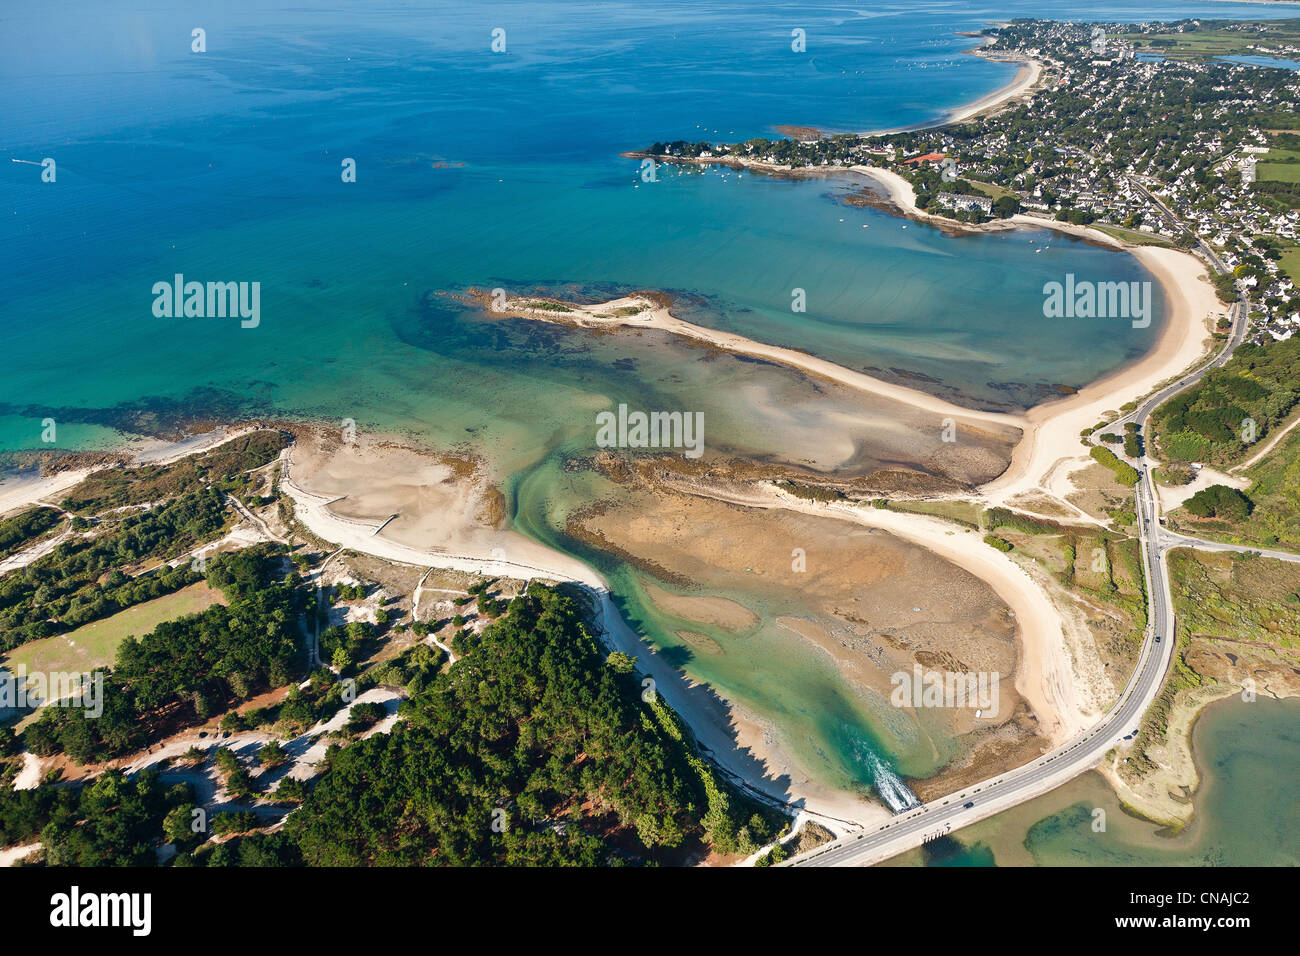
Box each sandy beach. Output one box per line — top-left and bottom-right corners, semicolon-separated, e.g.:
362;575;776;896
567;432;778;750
982;243;1220;510
848;165;1223;513
493;293;1027;434
943;56;1043;124
483;264;1210;751
568;474;1049;788
495;252;1217;522
864;53;1044;136
750;485;1096;746
0;42;1218;833
278;436;885;832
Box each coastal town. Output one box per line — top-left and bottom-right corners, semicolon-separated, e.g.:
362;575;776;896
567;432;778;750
646;18;1300;345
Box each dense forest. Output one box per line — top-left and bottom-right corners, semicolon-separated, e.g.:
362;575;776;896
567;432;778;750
24;546;305;763
3;582;786;867
0;490;224;649
281;584;785;866
1153;338;1300;465
0;770;194;866
0;507;62;562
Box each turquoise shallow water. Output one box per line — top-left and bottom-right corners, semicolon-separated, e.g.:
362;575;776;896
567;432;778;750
2;0;1294;802
895;697;1300;866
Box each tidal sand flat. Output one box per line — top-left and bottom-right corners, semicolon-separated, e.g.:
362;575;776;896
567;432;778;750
277;322;1032;815
6;0;1280;846
477;294;1023;490
559;469;1048;806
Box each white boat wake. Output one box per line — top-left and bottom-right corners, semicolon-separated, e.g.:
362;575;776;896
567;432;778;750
861;748;921;813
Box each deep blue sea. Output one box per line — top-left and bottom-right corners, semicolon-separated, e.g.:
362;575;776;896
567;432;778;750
2;0;1292;802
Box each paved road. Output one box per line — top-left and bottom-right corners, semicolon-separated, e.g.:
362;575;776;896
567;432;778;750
786;467;1175;866
1157;527;1300;564
785;249;1254;867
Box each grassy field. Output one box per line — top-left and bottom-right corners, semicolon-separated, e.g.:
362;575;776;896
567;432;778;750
1091;224;1177;249
1169;549;1300;650
2;581;226;677
964;177;1017;201
1259;161;1300;184
1280;245;1300;283
1117;22;1300;61
1264;146;1300;164
1125;548;1300;784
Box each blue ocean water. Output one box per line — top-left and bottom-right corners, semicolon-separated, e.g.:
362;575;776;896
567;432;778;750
4;0;1289;452
2;0;1292;800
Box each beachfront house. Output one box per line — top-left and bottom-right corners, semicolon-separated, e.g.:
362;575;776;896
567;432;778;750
936;192;993;214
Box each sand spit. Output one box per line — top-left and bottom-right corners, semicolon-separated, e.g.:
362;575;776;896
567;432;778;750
278;433;885;833
751;483;1096;746
490;267;1214;524
487;293;1026;433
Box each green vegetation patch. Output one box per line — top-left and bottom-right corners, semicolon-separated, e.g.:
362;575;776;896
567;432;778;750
1089;447;1140;486
984;534;1014;552
0;769;195;866
61;430;289;514
24;546;304;764
885;499;983;528
0;507;63;562
2;581;226;678
1184;484;1253;520
284;583;786;865
1170;424;1300;552
0;488;226;649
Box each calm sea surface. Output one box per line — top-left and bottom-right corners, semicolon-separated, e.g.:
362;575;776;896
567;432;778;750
1;0;1291;803
889;697;1300;865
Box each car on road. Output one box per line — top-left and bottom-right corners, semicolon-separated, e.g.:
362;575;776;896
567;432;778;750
963;802;974;809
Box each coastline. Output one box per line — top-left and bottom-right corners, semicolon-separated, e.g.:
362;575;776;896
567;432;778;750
0;195;1221;841
754;484;1093;747
0;251;1225;849
612;148;1217;522
776;42;1045;140
944;56;1043;125
276;437;887;833
0;37;1232;853
485;292;1027;430
487;292;1106;745
848;164;1222;512
0;424;267;518
489;251;1217;521
863;51;1044;136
